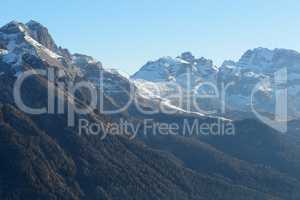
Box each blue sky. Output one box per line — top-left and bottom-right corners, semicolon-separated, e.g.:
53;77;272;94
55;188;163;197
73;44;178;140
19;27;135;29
1;0;300;74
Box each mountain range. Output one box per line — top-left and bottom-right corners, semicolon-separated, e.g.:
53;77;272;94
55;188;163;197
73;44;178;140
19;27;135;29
0;20;300;199
132;48;300;120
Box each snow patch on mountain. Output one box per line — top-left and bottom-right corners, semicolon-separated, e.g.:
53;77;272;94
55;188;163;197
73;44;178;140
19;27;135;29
24;34;61;59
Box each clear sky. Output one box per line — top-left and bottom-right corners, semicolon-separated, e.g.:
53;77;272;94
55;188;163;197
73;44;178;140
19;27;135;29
1;0;300;74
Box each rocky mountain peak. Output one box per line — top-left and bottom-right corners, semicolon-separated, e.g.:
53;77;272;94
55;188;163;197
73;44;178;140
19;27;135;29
0;21;29;34
237;47;274;68
72;53;102;68
237;47;300;73
0;20;68;71
26;20;58;52
221;60;236;68
178;52;195;62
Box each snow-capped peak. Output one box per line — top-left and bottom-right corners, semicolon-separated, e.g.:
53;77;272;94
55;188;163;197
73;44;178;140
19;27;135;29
0;20;63;71
237;47;274;70
236;47;300;74
132;52;218;82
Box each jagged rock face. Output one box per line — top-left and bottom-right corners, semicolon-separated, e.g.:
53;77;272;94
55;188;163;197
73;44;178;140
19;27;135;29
26;20;58;52
72;53;101;67
58;47;72;60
